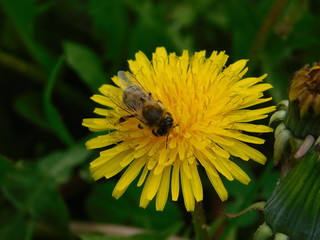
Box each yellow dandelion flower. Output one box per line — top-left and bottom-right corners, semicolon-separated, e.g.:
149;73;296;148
83;47;275;211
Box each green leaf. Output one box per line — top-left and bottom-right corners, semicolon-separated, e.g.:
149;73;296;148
129;20;174;57
1;161;70;240
226;0;268;59
0;0;35;37
88;0;127;62
127;2;175;57
171;4;196;28
37;145;91;184
3;163;52;215
85;181;182;231
0;212;28;240
43;55;74;146
0;0;54;70
64;41;107;92
13;91;49;130
0;156;13;185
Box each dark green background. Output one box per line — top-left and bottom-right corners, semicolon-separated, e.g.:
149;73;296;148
0;0;319;239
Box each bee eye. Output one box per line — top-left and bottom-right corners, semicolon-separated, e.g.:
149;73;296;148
166;117;173;125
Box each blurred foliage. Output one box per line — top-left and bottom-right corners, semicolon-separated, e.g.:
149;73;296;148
0;0;319;239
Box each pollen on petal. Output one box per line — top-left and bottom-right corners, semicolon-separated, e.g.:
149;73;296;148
211;157;234;181
156;166;171;211
200;148;234;181
82;118;115;132
165;147;178;166
139;176;152;209
205;168;228;201
90;156;123;180
154;164;165;175
231;133;265;144
190;164;203;202
171;160;180;201
158;148;170;164
232;123;274;133
139;170;163;209
92;108;112;116
224;59;248;77
195;150;219;179
146;172;162;201
89;156;111;180
240;97;273;109
112;185;129;199
225;140;267;164
99;84;122;97
91;94;117;109
180;168;195;211
120;152;135;168
103;161;125;179
134;146;150;159
147;159;157;170
115;157;146;191
227;160;251;184
85;133;117;149
234;75;266;88
137;165;149;187
182;161;192;179
177;140;186;159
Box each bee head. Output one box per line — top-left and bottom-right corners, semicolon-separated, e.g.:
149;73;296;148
155;116;174;136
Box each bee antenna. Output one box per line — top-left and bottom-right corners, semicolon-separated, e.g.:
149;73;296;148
165;134;169;149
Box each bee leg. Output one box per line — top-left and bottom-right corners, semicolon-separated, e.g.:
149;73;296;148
119;114;137;123
152;129;159;137
138;123;143;129
165;134;169;149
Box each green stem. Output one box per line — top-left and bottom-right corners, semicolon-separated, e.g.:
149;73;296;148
0;49;91;111
191;201;210;240
250;0;288;58
0;49;45;82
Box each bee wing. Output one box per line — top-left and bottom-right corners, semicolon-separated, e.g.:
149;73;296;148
117;71;150;93
117;71;132;89
102;74;145;125
116;70;161;126
103;89;147;125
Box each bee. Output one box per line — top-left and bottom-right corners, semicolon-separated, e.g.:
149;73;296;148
117;71;174;137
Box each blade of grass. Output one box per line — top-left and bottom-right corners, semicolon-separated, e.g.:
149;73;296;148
64;41;107;92
1;0;54;71
43;56;74;146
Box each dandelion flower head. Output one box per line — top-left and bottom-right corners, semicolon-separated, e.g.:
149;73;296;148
83;47;275;211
